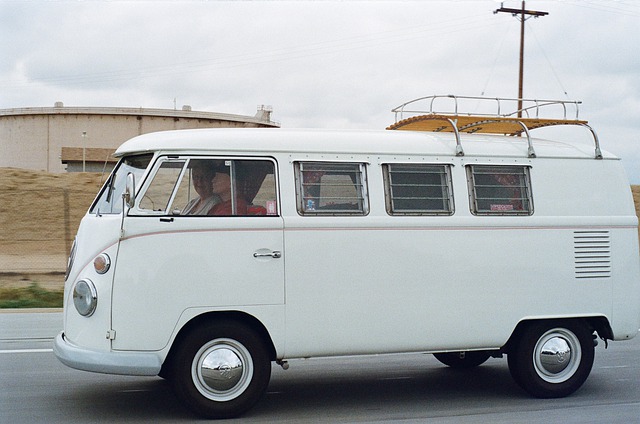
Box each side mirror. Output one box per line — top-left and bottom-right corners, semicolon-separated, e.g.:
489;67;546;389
123;172;136;209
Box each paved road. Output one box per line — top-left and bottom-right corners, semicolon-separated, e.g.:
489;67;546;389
1;311;639;423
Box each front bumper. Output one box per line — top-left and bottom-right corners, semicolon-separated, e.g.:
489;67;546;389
53;332;162;376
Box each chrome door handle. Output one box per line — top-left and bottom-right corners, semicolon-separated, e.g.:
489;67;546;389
253;251;282;259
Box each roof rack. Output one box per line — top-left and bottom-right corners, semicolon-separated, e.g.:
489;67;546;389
387;95;602;159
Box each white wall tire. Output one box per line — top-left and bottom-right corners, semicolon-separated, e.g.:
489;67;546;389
170;321;271;419
507;320;594;398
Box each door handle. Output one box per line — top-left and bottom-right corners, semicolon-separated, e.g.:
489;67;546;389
253;251;282;259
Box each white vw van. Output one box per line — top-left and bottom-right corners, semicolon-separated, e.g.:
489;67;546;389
55;96;640;419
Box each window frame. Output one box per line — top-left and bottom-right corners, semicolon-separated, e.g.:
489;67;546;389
383;163;455;216
294;161;369;216
90;153;154;215
466;164;534;216
131;155;280;217
136;157;188;215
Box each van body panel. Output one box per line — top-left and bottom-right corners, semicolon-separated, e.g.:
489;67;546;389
171;305;287;357
282;218;618;357
62;213;121;352
611;228;640;339
113;128;618;161
111;215;284;351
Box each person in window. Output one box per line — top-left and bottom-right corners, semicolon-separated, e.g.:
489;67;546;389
208;165;248;216
181;161;220;215
490;173;524;211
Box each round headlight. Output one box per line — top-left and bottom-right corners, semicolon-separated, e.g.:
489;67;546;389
73;279;98;317
93;253;111;274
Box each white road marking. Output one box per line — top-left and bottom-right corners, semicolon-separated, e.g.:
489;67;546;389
0;348;53;354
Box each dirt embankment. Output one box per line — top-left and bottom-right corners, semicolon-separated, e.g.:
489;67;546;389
1;169;103;246
633;186;640;220
1;168;104;289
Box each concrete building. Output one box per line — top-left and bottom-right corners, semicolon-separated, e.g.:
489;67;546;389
0;103;279;173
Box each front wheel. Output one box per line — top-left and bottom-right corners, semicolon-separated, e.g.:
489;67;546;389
170;321;271;419
433;351;491;369
507;320;594;398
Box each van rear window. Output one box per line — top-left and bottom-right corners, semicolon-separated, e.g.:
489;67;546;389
467;165;533;215
295;162;368;215
383;164;454;215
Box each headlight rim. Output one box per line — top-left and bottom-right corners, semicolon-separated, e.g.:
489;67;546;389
93;253;111;275
72;279;98;317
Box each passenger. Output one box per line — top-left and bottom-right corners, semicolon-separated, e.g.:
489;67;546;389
181;161;220;215
208;166;248;215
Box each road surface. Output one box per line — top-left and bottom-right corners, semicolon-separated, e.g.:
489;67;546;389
1;311;638;423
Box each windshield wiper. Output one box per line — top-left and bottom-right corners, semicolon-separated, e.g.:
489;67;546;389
105;174;115;203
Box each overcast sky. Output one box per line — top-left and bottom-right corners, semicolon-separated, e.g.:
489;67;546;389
1;0;639;182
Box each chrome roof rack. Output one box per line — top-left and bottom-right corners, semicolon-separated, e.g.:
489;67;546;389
387;95;602;159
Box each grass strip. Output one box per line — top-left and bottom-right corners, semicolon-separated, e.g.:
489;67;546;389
0;283;63;308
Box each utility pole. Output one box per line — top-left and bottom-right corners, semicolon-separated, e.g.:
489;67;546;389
494;1;548;117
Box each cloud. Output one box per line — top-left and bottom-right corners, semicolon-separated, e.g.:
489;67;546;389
1;0;639;182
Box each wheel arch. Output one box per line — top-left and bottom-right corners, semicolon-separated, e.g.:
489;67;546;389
160;310;277;378
502;316;613;354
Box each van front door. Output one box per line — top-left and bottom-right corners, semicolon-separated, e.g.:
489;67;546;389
110;157;284;351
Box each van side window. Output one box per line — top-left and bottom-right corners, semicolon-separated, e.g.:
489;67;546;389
467;165;533;215
383;164;454;215
139;159;186;213
138;157;278;216
208;159;278;216
173;159;218;215
295;162;368;215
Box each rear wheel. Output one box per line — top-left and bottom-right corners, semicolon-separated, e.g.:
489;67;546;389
433;351;491;368
507;320;594;398
170;321;271;419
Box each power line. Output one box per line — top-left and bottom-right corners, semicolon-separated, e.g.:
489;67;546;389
527;21;570;99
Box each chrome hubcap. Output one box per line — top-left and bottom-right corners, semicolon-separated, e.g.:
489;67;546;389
533;328;581;383
192;338;253;401
202;347;243;391
539;337;571;374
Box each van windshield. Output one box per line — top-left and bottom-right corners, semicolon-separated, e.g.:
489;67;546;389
90;154;153;215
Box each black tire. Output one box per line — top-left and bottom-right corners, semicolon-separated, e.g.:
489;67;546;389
170;320;271;419
433;351;491;369
507;320;594;398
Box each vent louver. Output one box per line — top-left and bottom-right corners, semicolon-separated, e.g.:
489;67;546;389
574;231;611;279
